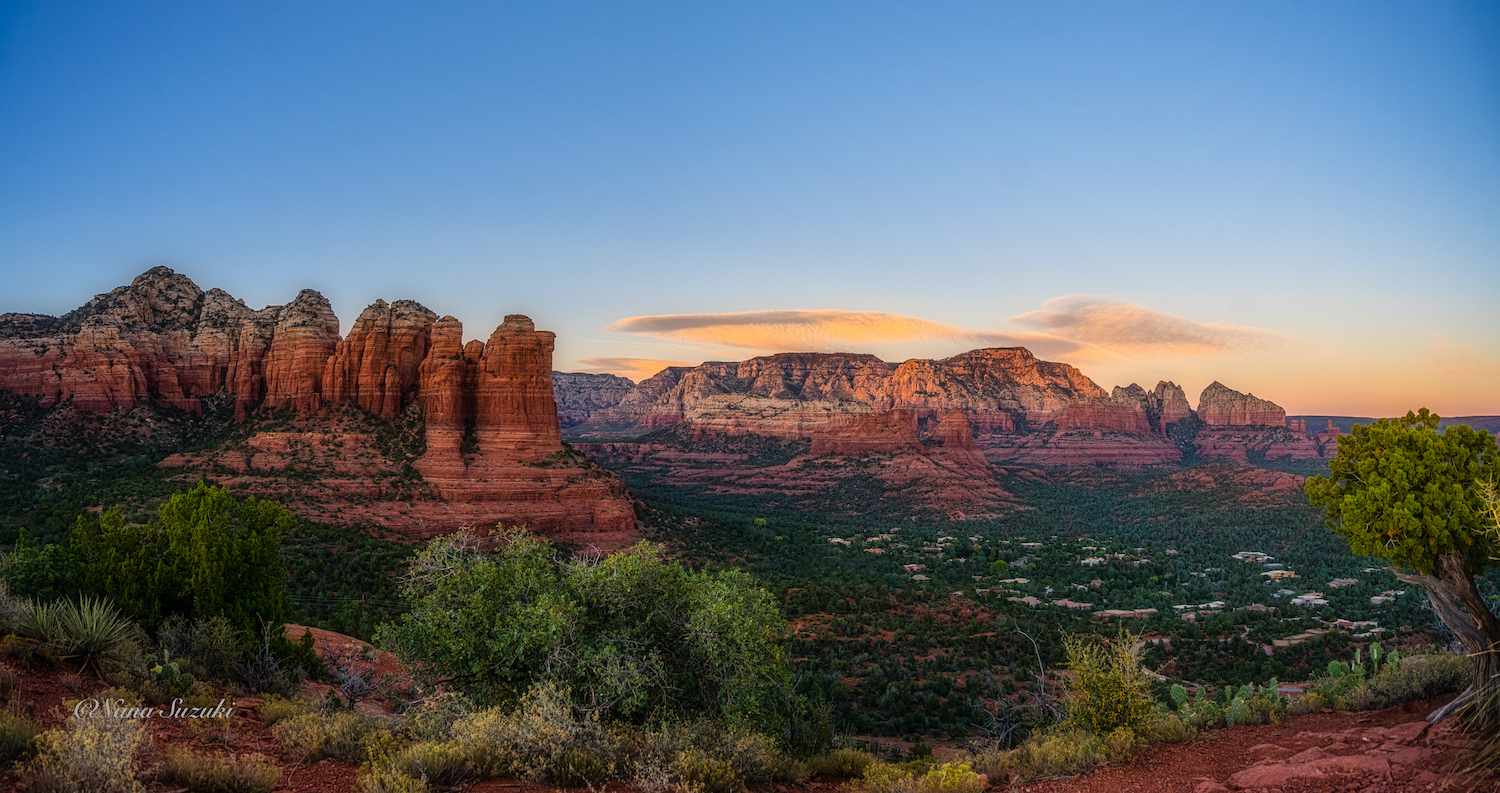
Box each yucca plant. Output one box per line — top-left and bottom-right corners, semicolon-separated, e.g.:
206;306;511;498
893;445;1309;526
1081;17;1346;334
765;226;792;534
17;601;63;643
55;597;136;677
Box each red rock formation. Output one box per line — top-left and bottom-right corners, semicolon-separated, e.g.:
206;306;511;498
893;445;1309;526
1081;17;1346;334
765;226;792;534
323;300;436;420
474;315;563;451
410;315;637;537
0;268;260;415
1050;398;1154;434
1196;381;1287;427
259;290;341;414
0;267;637;540
1151;381;1193;428
811;409;924;455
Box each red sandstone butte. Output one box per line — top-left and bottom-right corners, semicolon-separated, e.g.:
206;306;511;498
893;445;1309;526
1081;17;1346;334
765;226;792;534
1196;381;1287;427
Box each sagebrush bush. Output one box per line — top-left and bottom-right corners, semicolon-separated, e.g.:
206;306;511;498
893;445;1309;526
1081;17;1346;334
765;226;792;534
676;748;744;793
1289;653;1468;715
272;711;387;762
17;714;148;793
386;741;471;787
450;681;615;780
806;747;876;779
967;729;1108;782
395;693;472;743
156;747;281;793
358;762;428;793
0;710;41;762
852;761;986;793
257;695;309;725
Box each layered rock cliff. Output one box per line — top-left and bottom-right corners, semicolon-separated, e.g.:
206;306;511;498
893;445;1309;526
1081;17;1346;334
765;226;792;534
569;350;1326;467
553;372;635;427
0;267;635;540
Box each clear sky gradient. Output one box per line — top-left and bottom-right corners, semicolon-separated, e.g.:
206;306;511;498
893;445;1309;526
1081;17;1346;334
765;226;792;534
2;2;1497;416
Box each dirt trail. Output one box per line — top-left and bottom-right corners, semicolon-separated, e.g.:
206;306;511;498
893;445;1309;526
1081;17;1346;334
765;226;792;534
1014;694;1480;792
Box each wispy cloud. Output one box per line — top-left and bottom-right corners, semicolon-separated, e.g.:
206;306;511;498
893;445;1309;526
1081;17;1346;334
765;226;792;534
1007;296;1289;356
605;299;1295;360
605;309;1085;356
570;356;697;382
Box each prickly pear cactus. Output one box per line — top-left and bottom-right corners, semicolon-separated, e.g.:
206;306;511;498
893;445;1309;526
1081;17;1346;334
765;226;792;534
1170;684;1188;708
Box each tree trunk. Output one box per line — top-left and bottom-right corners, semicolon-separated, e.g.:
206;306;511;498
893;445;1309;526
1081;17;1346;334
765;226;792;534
1392;550;1500;726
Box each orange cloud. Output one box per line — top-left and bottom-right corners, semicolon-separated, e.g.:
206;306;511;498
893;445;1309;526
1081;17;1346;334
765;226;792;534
605;300;1295;361
570;356;697;382
605;309;1086;356
1007;296;1291;356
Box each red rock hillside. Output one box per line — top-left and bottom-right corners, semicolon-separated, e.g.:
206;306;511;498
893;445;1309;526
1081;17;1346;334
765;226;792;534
0;267;635;544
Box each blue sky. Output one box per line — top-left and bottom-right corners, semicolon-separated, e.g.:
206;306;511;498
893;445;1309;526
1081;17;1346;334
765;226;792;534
2;1;1497;415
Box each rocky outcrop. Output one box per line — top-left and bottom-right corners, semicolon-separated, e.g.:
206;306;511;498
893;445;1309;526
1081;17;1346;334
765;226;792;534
1196;381;1286;427
259;290;342;414
1151;381;1193;428
553;372;635;427
0;267;636;539
323;300;436;421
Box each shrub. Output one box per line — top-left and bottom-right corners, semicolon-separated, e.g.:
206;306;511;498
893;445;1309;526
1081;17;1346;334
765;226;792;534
395;693;471;743
380;530;792;731
156;747;282;793
1060;632;1154;736
676;748;744;793
386;741;471;787
272;711;387;762
357;762;428;793
718;729;803;784
0;710;41;762
17;714;148;793
806;748;876;779
1140;713;1192;744
258;695;310;725
967;729;1107;782
852;761;986;793
1346;653;1469;711
450;681;614;780
1290;652;1468;714
550;749;615;787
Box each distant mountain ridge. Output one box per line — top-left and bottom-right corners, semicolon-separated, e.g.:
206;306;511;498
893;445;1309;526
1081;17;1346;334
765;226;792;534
561;351;1341;467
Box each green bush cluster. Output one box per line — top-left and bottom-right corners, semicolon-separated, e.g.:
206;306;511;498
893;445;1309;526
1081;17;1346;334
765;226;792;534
259;681;858;793
1289;649;1468;715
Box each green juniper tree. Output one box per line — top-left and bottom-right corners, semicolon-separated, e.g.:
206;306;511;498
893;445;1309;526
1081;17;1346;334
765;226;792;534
1306;409;1500;723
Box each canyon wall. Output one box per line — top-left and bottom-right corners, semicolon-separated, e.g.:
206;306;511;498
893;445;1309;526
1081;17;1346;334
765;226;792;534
0;267;635;539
